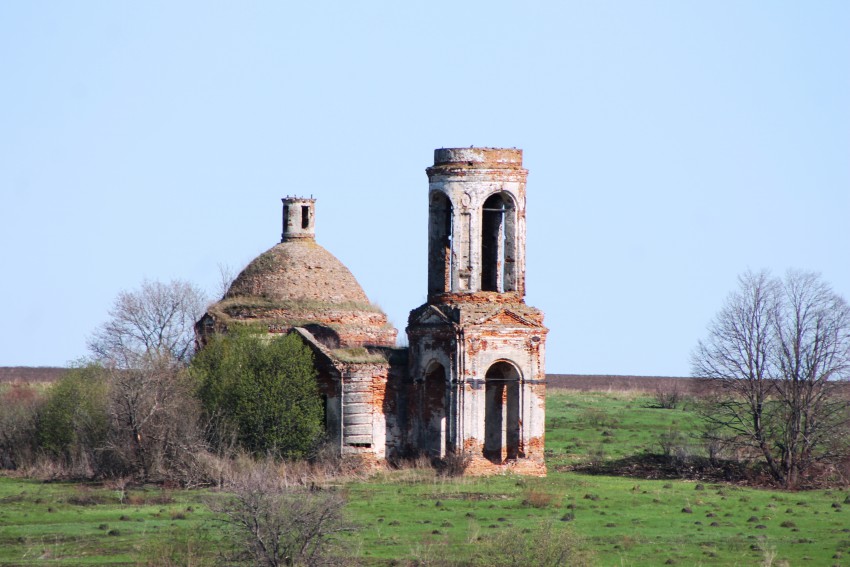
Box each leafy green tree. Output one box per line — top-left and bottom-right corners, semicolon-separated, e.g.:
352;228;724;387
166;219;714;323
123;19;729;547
193;329;323;459
38;364;109;467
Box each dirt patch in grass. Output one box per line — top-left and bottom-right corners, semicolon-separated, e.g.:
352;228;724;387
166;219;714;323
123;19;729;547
67;493;112;506
428;492;512;502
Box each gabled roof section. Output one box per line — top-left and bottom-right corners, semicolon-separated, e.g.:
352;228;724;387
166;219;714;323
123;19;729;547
408;300;546;330
408;304;453;326
290;327;337;366
290;327;391;366
474;308;543;328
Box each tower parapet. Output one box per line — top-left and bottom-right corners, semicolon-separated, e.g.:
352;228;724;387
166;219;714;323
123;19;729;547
431;147;524;168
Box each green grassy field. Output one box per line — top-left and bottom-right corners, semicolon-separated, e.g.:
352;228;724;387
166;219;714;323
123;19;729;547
0;481;221;565
2;390;849;565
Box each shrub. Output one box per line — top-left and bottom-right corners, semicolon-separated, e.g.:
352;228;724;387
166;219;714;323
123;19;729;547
37;365;109;475
193;329;323;459
0;383;45;469
654;385;682;409
579;408;617;428
657;430;693;462
208;459;351;566
522;489;555;509
439;450;472;477
97;359;207;483
470;520;593;566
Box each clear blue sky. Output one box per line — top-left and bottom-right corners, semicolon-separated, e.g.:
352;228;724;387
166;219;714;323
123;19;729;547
1;2;848;375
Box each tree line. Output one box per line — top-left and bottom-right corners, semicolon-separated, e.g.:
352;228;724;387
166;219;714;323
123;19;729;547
0;279;325;485
3;269;849;493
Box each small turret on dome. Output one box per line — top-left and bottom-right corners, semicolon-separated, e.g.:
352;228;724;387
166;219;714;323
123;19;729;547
281;196;316;242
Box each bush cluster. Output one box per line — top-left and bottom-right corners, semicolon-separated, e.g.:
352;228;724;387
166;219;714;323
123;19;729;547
0;330;323;485
193;329;324;460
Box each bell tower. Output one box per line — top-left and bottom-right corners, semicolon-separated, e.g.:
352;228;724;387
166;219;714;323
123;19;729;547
407;148;547;475
426;148;527;298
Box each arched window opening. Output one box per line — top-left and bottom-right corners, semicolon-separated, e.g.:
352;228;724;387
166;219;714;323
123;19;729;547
481;193;516;292
484;361;521;463
428;192;453;295
422;362;448;458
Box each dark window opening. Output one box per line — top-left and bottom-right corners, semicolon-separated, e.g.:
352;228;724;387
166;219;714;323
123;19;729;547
301;205;310;229
428;192;453;295
481;192;516;293
347;443;372;448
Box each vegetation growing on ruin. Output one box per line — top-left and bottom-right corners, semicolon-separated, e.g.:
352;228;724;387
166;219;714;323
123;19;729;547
209;296;386;323
331;347;389;364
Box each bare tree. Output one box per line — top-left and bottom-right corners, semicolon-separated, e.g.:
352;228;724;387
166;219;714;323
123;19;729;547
693;269;850;488
0;384;45;470
87;279;209;482
772;271;850;486
88;279;207;368
103;359;205;482
208;460;350;566
216;262;237;300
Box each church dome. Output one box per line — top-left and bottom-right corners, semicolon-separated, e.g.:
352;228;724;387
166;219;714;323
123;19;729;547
200;197;397;349
225;239;370;305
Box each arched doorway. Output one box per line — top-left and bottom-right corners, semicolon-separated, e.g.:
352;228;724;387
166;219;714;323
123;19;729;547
484;361;521;463
481;192;516;293
422;362;448;458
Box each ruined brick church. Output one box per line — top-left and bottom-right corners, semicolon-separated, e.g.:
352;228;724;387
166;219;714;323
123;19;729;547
197;148;547;475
